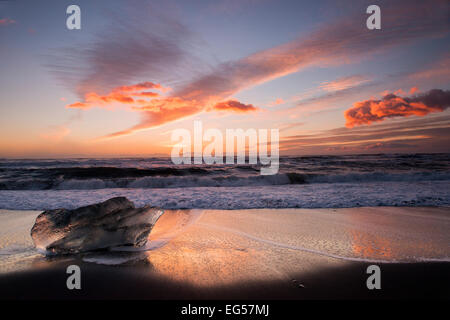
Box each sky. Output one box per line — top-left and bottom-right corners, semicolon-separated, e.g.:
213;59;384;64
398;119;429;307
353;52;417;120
0;0;449;158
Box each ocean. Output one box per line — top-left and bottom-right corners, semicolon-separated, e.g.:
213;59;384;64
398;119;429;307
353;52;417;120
0;153;449;210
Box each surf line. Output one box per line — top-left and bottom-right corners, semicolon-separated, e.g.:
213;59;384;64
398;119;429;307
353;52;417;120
197;222;450;264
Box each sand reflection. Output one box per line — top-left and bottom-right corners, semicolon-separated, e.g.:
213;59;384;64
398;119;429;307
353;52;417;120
347;208;448;261
350;229;393;259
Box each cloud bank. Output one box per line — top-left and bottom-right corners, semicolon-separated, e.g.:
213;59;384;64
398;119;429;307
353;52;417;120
57;0;449;138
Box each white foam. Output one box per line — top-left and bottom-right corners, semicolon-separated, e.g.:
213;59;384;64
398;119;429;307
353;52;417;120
1;181;449;210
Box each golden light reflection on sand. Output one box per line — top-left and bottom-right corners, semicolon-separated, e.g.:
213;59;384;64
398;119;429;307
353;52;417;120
347;207;449;261
144;208;450;286
350;229;393;259
144;209;346;287
146;237;258;286
1;207;448;280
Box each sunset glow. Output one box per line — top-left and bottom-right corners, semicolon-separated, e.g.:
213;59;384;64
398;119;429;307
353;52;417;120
0;0;449;157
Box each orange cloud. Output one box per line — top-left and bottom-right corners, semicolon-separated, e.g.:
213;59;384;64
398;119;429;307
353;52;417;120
212;100;258;113
102;102;202;140
410;87;419;94
345;89;450;127
67;82;166;109
0;18;15;26
133;92;160;97
112;82;167;93
394;89;406;95
97;97;258;140
131;97;200;113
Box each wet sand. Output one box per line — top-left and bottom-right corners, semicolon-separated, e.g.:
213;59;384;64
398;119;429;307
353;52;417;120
0;207;449;299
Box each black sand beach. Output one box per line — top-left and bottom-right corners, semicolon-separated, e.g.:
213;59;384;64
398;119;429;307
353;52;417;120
0;207;449;300
0;260;449;300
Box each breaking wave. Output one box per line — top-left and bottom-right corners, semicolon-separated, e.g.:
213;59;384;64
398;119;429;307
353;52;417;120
0;154;449;190
0;171;449;190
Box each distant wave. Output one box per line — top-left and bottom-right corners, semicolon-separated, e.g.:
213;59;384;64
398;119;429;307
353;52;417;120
54;171;450;190
0;154;449;190
50;173;302;190
308;171;450;183
0;170;449;190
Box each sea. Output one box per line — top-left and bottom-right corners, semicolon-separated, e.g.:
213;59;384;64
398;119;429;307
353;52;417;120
0;153;449;210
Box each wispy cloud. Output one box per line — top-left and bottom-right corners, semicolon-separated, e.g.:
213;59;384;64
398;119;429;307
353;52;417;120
408;54;450;81
288;78;375;116
47;5;197;97
278;121;305;133
280;114;450;154
320;75;371;92
0;18;15;26
207;0;267;14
